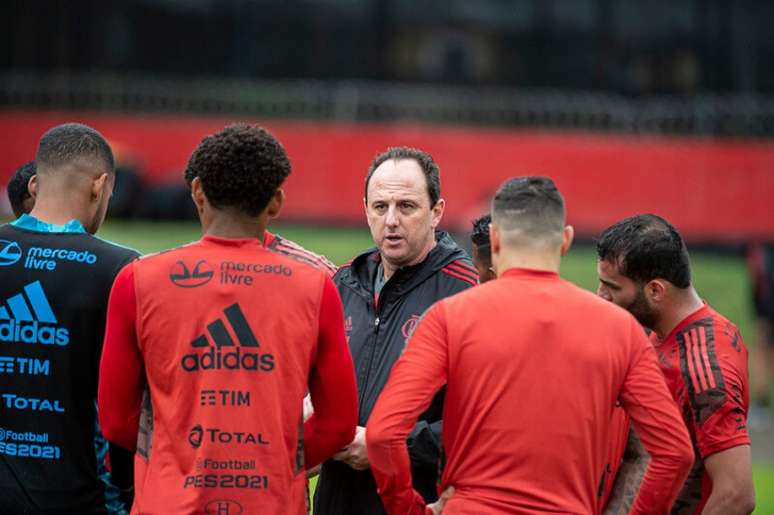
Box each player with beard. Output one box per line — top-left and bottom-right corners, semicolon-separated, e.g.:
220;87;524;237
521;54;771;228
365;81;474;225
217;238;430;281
470;214;496;284
597;214;755;515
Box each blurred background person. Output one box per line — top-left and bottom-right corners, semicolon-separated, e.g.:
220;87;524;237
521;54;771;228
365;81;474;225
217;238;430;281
748;241;774;430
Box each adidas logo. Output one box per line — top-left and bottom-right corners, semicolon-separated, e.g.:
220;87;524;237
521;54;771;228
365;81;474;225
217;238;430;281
181;303;274;373
0;281;69;346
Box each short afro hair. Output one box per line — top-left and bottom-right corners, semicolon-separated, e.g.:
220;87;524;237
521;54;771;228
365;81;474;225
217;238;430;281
184;124;291;216
7;161;36;217
365;147;441;207
36;123;114;172
471;213;491;248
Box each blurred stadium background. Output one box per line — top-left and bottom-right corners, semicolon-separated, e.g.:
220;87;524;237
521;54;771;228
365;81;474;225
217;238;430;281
1;1;773;511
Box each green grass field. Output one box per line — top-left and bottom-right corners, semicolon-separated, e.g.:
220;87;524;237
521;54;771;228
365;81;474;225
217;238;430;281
99;220;774;513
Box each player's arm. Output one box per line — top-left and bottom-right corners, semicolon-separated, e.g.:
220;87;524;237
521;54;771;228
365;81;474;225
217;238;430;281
98;262;145;451
618;319;694;515
603;428;651;515
686;328;755;515
701;445;755;514
367;302;449;515
303;275;358;469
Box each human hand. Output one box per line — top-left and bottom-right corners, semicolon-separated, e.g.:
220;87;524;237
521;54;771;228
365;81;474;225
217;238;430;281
426;486;455;515
333;426;369;470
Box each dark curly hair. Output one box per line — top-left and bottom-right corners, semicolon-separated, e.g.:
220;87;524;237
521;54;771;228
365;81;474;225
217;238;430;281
184;124;291;216
365;147;441;206
597;214;691;288
7;161;36;217
471;213;491;247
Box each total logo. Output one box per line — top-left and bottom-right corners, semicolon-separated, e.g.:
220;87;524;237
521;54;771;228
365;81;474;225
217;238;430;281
170;259;213;288
0;240;22;266
188;425;270;448
181;303;274;372
0;281;69;346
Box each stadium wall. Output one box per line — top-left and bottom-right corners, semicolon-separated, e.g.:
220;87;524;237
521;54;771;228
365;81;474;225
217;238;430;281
1;110;773;241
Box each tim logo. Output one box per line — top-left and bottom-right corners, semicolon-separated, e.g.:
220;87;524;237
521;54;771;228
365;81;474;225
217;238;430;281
401;314;421;342
170;259;213;288
204;500;243;515
181;304;275;372
0;281;69;345
0;240;22;267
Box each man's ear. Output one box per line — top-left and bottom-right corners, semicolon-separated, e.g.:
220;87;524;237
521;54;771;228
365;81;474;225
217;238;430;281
645;279;668;303
190;177;207;214
560;225;575;256
430;198;445;228
266;188;285;219
91;173;110;201
490;222;500;256
27;175;38;199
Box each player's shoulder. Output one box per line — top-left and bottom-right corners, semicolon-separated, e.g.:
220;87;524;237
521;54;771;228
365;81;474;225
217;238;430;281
676;305;746;354
267;234;337;277
88;234;140;262
438;258;478;289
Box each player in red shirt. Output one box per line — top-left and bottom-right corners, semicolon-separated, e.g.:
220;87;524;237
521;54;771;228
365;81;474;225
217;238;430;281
597;214;755;515
367;177;693;515
97;124;358;514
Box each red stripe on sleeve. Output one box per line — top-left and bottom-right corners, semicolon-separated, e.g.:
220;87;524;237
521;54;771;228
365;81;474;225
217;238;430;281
698;327;716;389
441;268;477;286
447;260;478;277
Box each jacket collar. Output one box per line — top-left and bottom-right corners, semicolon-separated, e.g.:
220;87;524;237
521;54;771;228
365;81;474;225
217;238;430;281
340;230;468;298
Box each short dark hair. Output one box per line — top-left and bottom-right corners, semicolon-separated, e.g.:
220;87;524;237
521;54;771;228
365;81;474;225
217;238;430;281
365;147;441;206
596;214;691;288
7;161;36;217
491;176;565;239
36;123;114;172
184;124;291;216
471;213;491;247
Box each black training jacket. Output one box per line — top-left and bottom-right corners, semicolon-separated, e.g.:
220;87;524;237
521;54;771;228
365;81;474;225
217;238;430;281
314;231;476;515
0;219;138;513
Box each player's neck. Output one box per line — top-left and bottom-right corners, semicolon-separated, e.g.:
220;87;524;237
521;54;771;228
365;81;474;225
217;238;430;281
29;195;91;229
653;287;704;339
495;250;561;276
202;213;267;241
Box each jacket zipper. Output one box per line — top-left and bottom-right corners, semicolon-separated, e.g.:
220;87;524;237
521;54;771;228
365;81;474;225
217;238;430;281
357;307;381;419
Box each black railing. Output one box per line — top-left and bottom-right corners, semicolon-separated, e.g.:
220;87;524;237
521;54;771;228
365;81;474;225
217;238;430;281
2;72;774;137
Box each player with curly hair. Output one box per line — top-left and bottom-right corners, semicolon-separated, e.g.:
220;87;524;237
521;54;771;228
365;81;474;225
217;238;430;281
98;124;358;514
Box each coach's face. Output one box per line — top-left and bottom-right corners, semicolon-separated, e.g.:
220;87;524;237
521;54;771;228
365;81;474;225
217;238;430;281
365;159;444;270
597;259;658;329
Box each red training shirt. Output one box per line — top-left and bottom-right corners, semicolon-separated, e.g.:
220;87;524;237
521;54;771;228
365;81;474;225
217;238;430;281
650;304;750;514
98;236;357;514
367;268;693;515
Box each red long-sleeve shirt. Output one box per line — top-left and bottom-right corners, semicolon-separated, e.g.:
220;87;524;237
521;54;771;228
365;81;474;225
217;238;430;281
98;236;357;514
367;268;693;515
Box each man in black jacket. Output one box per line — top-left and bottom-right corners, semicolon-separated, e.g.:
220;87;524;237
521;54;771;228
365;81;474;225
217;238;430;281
314;147;476;514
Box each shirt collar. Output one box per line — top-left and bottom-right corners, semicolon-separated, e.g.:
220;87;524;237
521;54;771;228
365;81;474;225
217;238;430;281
10;214;87;234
